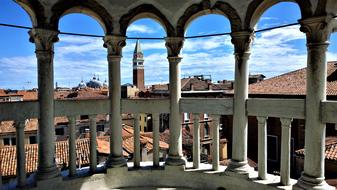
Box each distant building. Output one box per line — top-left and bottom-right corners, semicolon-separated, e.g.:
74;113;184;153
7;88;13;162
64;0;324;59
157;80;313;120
133;40;145;91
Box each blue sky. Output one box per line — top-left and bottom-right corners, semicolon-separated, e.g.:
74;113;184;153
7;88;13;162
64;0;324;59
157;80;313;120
0;2;336;89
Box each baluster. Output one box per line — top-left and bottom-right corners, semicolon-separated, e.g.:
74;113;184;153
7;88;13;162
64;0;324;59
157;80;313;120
15;120;26;187
68;116;77;176
257;116;268;180
152;113;160;167
280;118;292;186
134;113;141;167
89;115;97;172
193;113;200;169
211;115;220;171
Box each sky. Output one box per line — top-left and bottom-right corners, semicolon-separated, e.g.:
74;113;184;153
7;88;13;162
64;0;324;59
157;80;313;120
0;2;336;89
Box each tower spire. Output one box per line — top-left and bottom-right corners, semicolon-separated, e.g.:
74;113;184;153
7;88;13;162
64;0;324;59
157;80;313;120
133;40;145;90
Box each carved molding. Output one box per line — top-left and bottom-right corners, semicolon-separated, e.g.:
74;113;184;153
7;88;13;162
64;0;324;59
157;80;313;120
29;28;59;51
50;0;113;33
119;4;175;36
103;35;127;56
280;118;293;128
165;37;184;58
230;31;254;54
176;0;242;36
299;16;334;44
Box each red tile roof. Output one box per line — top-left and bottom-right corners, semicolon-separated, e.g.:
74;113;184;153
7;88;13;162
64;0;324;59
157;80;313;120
248;61;337;96
0;139;90;177
295;136;337;161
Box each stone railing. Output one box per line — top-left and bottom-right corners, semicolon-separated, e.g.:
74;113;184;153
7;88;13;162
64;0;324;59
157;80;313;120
0;97;336;189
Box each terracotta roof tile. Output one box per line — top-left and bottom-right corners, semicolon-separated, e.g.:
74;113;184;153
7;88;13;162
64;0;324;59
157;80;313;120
247;61;337;96
0;139;90;177
296;136;337;161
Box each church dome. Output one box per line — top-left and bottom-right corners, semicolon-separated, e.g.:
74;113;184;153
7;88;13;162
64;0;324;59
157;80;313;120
78;80;87;89
86;76;103;88
103;80;108;88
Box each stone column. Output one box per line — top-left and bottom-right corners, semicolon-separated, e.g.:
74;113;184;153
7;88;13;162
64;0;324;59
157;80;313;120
152;113;160;167
226;31;254;176
29;28;59;180
193;113;200;169
103;35;127;168
67;116;77;177
89;115;97;172
280;118;292;186
165;37;185;166
296;16;334;190
211;115;220;171
15;120;26;187
134;113;141;167
257;116;267;180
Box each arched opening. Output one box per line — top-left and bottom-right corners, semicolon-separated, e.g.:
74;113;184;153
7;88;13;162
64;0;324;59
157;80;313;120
248;2;307;180
183;14;234;164
122;18;167;93
0;1;36;90
55;13;105;89
122;18;168;163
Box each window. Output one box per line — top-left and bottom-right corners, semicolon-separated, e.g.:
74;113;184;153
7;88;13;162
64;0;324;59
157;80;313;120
55;128;65;136
79;126;89;134
97;125;105;132
29;136;37;144
267;135;278;162
80;115;89;120
3;138;10;145
11;137;16;145
184;113;190;123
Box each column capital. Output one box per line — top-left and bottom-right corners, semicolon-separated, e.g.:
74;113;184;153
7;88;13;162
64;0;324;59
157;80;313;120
256;116;268;125
15;120;27;129
103;35;126;56
29;28;59;51
300;16;334;45
167;56;182;64
165;37;184;57
280;118;293;128
230;30;254;54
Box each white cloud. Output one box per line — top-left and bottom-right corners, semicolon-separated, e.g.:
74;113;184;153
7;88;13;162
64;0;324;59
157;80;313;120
127;24;156;34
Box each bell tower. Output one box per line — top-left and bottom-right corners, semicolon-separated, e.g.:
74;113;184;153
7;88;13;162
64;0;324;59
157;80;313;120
133;40;145;90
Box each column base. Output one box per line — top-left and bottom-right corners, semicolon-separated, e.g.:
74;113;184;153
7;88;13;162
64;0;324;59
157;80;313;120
36;175;62;190
37;165;59;180
294;173;335;190
165;155;186;166
105;155;127;168
224;160;254;179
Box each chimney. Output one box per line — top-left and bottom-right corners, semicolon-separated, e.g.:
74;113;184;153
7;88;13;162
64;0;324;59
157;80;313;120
208;83;212;91
190;83;194;91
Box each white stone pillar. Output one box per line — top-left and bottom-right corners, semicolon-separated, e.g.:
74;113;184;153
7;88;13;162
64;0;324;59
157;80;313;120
89;115;97;172
211;115;220;171
193;113;200;169
226;31;254;176
165;37;185;166
67;116;77;177
280;118;292;186
29;28;59;180
257;116;267;180
103;35;127;168
152;113;160;167
15;120;26;187
134;114;141;167
296;16;335;190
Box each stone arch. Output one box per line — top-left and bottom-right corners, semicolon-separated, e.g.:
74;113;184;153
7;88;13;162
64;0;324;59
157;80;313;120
50;0;113;34
119;4;175;36
15;0;46;28
245;0;313;30
176;0;242;37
